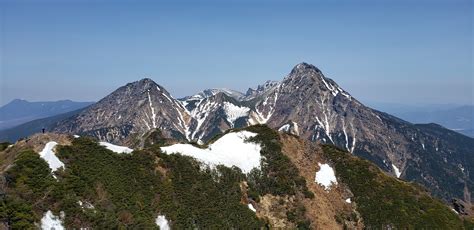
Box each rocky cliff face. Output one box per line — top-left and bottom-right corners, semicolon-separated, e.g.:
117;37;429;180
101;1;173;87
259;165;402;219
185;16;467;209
250;63;473;203
51;63;473;204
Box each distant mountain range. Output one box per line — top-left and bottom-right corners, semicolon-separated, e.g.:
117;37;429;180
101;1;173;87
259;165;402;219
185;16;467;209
0;63;472;209
0;99;93;130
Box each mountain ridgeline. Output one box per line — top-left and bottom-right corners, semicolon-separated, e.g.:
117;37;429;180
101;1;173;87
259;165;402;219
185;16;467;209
4;63;474;207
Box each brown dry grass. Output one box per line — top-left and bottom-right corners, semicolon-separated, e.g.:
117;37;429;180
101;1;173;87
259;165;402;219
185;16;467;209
279;134;363;230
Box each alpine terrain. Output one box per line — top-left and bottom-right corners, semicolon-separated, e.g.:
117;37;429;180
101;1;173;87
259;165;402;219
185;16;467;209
0;63;473;229
42;63;473;206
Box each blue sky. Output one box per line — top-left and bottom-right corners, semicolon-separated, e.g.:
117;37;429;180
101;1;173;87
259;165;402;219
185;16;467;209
1;0;472;106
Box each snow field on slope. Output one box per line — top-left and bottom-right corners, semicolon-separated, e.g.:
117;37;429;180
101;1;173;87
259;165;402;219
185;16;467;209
315;163;338;191
41;210;64;230
223;102;250;126
155;215;171;230
392;164;401;178
39;141;65;177
99;142;133;154
160;131;261;173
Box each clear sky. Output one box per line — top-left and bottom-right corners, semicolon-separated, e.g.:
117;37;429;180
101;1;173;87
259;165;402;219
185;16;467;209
1;0;472;106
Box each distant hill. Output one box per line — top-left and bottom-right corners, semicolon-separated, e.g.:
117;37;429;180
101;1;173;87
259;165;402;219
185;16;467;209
0;107;88;143
371;103;473;137
0;99;93;130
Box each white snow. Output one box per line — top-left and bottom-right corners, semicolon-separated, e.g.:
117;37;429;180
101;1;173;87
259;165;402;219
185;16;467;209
392;164;401;178
73;135;80;138
293;122;299;135
253;91;279;124
155;215;170;230
248;203;257;212
223;102;250;127
350;132;356;153
39;142;65;177
147;90;157;129
278;122;299;135
451;208;459;215
99;142;133;154
345;198;351;203
320;76;351;100
342;121;349;151
421;143;425;150
278;124;291;132
187;99;219;141
162;92;174;103
77;200;95;210
315;163;338;191
41;210;64;230
161;131;261;173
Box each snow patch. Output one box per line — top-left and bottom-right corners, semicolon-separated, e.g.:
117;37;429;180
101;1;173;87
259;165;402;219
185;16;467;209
248;203;257;212
293;122;299;135
73;135;80;138
99;142;133;154
223;102;250;127
392;164;401;178
320;76;351;100
147;90;157;129
278;122;299;135
315;163;338;191
155;215;170;230
78;200;95;210
39;142;65;177
162;92;174;103
41;210;64;230
278;124;291;132
254;91;279;124
345;198;351;203
342;120;349;152
451;208;459;215
161;131;261;173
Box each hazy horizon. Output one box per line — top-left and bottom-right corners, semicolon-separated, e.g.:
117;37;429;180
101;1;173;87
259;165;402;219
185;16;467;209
1;0;472;106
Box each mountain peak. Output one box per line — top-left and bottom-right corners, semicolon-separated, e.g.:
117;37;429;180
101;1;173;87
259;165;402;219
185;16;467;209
123;78;169;93
139;77;155;83
291;62;321;74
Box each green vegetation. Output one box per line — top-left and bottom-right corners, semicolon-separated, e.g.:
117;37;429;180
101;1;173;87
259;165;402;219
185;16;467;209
245;125;313;199
1;150;56;228
0;197;36;229
157;153;264;228
2;126;466;229
321;144;464;229
1;134;270;228
54;137;162;228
